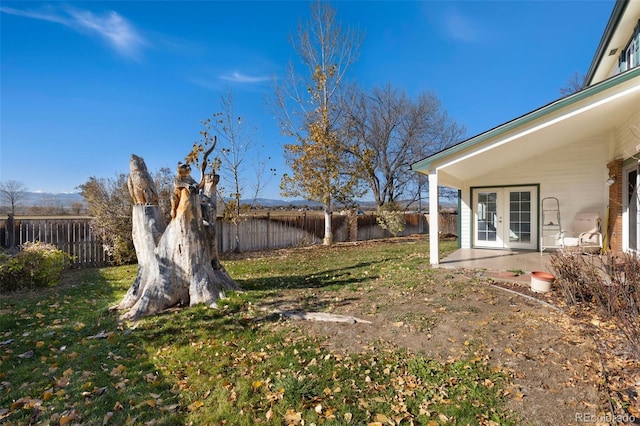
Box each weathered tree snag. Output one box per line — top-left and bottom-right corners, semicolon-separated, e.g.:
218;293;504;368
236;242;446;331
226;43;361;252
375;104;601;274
115;204;166;312
113;155;239;320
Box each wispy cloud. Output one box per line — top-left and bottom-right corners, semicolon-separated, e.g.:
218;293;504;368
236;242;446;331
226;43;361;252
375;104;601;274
0;4;148;59
220;72;272;84
440;7;484;43
188;70;274;93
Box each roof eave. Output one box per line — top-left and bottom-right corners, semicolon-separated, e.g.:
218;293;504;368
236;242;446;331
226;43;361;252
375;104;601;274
410;67;640;174
584;0;630;88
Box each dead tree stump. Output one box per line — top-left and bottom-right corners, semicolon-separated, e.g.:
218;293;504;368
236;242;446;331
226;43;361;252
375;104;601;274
113;155;239;320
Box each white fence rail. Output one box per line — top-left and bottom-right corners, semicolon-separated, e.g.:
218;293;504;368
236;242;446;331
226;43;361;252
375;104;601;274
0;216;107;268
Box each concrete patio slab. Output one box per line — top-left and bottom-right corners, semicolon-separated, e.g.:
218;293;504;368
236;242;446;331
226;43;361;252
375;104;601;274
437;248;555;277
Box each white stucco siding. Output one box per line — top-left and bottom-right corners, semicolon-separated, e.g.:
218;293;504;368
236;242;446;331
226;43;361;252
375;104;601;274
456;136;608;248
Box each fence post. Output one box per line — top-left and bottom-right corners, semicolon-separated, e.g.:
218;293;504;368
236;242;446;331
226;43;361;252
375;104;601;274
266;211;271;249
6;214;15;248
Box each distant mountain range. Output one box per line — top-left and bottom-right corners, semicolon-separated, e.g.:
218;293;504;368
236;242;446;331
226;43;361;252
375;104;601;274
10;192;334;210
20;192;85;207
15;193;324;209
10;192;449;211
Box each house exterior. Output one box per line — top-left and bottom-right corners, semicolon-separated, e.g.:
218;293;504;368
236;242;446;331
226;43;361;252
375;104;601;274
411;0;640;265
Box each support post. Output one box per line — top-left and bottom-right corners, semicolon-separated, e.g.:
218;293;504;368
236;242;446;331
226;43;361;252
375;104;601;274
429;172;440;266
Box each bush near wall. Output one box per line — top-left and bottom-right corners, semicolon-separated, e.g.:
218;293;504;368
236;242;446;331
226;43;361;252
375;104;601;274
549;251;640;357
0;242;69;293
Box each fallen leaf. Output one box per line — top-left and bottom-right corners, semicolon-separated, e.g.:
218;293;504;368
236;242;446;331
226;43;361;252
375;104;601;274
374;413;391;423
103;411;113;425
87;331;114;340
187;400;204;411
18;350;34;359
59;412;76;425
110;364;126;376
284;408;302;425
10;399;26;410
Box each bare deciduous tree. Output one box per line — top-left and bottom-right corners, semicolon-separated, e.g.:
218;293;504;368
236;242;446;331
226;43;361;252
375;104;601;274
153;166;175;224
0;180;28;216
345;83;466;209
78;174;135;265
271;0;365;245
560;71;585;97
78;168;175;266
205;89;273;251
71;202;85;215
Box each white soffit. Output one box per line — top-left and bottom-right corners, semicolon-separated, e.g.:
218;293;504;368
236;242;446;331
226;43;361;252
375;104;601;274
434;77;640;184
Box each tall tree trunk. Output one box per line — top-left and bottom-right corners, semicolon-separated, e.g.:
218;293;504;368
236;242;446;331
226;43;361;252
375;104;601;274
323;209;333;245
113;156;238;320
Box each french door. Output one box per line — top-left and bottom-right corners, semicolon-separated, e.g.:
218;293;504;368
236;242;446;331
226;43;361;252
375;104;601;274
625;166;639;252
473;186;538;250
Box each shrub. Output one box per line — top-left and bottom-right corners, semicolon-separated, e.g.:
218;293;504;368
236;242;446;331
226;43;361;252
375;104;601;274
0;242;69;293
374;202;406;236
549;251;640;357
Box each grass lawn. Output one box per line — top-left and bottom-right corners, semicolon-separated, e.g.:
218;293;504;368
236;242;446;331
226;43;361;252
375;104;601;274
1;238;520;425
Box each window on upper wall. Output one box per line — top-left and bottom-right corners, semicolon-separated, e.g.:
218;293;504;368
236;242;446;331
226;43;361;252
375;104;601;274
618;20;640;73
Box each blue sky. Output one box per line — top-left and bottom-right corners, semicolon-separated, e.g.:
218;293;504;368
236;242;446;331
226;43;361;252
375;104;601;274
1;0;615;200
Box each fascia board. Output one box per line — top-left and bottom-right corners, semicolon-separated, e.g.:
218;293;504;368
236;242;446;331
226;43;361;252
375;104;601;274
584;0;629;88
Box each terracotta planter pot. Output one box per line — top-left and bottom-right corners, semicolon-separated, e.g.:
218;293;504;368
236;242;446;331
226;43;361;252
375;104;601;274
530;271;554;293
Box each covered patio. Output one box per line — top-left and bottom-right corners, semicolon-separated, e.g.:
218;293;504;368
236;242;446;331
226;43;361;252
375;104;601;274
413;67;640;265
438;248;554;282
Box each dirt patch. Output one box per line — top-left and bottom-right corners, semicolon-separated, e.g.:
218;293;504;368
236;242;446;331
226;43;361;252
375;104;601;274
259;266;637;425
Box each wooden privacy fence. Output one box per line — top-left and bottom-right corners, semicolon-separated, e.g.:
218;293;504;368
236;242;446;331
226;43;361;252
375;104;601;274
0;216;107;268
1;212;458;267
217;212;458;253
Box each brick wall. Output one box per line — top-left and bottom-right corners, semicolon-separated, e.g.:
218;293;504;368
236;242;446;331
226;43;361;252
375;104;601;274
607;159;623;252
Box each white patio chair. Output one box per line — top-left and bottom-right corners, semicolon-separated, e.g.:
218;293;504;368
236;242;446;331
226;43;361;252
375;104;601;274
560;212;603;251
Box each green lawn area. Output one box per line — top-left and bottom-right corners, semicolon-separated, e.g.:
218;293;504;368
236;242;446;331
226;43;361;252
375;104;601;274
1;238;519;425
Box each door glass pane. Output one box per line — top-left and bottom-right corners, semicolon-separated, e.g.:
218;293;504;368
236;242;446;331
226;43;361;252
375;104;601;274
477;192;497;241
508;191;531;243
